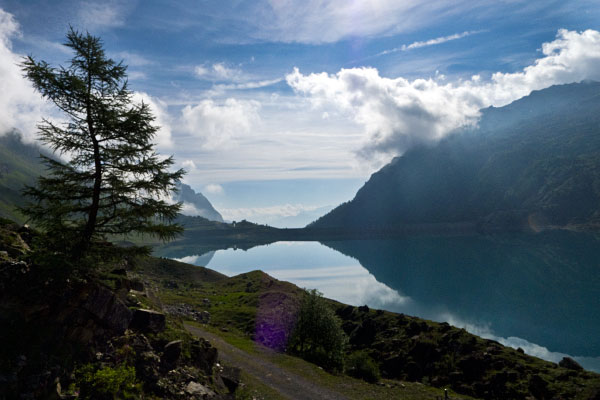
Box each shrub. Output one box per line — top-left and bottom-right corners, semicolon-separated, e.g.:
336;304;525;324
346;351;381;383
287;289;347;371
75;364;141;399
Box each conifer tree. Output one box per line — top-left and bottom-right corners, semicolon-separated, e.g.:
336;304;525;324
20;29;184;259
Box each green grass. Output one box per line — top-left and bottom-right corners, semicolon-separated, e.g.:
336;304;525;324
135;255;600;400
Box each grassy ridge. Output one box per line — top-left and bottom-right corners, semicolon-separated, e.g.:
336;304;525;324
134;256;600;400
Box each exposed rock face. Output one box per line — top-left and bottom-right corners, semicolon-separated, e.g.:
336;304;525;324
129;309;166;333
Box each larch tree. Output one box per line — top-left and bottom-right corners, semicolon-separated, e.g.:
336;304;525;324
20;28;184;260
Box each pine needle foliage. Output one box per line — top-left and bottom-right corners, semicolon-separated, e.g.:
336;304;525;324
20;28;184;260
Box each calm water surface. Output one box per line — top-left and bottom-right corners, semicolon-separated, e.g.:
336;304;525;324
159;232;600;371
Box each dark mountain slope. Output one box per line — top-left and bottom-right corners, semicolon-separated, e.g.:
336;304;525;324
0;131;47;223
311;81;600;231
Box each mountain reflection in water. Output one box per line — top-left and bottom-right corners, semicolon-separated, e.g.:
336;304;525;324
156;232;600;371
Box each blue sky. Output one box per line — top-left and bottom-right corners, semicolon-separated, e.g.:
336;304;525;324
0;1;599;226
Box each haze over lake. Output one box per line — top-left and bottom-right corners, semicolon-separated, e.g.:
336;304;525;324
157;232;600;372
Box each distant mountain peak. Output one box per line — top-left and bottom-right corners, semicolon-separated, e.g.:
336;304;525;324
174;182;224;222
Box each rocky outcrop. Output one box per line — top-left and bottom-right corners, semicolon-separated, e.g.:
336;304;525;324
129;309;166;333
81;284;132;333
560;357;584;371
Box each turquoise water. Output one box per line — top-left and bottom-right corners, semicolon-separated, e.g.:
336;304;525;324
167;232;600;371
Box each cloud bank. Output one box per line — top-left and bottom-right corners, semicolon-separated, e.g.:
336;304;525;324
0;9;55;142
180;98;261;150
287;29;600;162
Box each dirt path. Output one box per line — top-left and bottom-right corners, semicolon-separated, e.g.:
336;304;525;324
185;324;348;400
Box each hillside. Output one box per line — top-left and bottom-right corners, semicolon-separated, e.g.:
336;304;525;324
311;81;600;232
0;131;47;223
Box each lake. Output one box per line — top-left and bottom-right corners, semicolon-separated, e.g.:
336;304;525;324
155;231;600;372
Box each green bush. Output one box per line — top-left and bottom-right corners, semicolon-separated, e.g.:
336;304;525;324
287;289;347;371
345;351;381;383
75;364;141;399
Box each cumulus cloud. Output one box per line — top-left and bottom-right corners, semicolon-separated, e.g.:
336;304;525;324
0;9;56;142
182;159;197;171
204;184;224;195
287;29;600;162
131;91;174;150
180;98;261;150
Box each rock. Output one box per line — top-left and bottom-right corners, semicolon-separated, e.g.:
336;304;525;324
191;338;218;374
559;356;583;371
336;305;355;318
81;284;132;333
163;340;183;365
111;268;127;276
185;381;215;397
382;354;406;378
358;305;370;313
220;366;241;393
201;310;211;323
350;318;377;346
129;309;166;333
129;279;144;292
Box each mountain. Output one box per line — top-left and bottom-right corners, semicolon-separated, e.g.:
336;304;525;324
174;182;224;222
311;81;600;232
0;131;47;223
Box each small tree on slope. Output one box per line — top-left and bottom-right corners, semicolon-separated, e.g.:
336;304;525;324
20;29;183;260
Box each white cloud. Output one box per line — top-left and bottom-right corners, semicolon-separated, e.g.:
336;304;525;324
221;204;322;222
0;8;55;142
77;1;128;30
113;51;154;67
180;98;261;150
287;29;600;163
376;31;479;57
213;78;283;91
182;159;197;171
132;92;174;150
204;184;224;195
195;62;244;81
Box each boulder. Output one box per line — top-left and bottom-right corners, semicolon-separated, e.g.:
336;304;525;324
129;279;144;292
191;338;218;374
220;366;241;393
559;356;583;371
81;284;132;333
129;309;166;333
163;340;183;366
185;381;215;398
